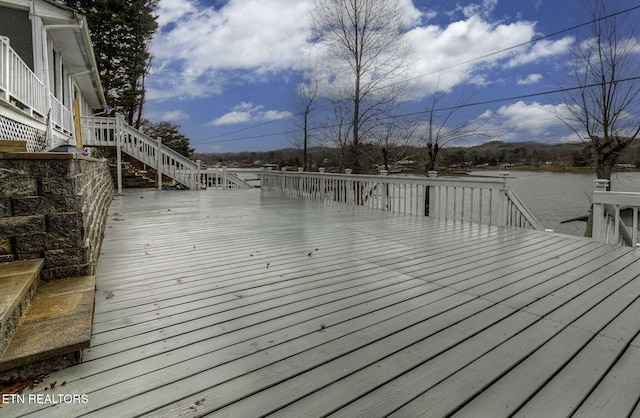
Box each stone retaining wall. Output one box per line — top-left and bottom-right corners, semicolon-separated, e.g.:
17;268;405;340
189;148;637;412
0;153;114;280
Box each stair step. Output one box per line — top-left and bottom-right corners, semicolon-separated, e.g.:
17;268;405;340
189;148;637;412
0;259;44;356
0;275;95;383
0;139;28;153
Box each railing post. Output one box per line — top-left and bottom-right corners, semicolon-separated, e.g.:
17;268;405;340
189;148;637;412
379;170;389;210
281;167;287;192
426;171;437;217
344;169;354;204
498;172;510;227
196;160;201;190
223;166;228;188
592;179;610;243
298;167;304;196
115;114;123;194
156;136;163;190
0;37;10;103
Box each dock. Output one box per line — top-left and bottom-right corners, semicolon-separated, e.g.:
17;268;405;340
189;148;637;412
3;188;640;417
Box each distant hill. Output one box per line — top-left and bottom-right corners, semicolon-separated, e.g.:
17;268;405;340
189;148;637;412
193;140;639;172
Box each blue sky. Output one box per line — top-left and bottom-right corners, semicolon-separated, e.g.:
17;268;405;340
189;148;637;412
143;0;638;153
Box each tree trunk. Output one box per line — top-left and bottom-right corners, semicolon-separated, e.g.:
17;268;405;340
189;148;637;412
382;146;389;171
426;143;439;172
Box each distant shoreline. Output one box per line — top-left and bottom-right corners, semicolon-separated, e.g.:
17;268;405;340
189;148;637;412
443;165;639;175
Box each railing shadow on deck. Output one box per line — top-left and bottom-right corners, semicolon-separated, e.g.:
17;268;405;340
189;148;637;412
260;170;545;230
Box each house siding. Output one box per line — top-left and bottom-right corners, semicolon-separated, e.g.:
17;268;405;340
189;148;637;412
0;5;33;70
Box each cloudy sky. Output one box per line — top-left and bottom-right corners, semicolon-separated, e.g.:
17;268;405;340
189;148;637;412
143;0;637;153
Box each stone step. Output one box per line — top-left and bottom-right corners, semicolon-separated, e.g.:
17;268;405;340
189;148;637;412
0;275;95;384
0;259;44;356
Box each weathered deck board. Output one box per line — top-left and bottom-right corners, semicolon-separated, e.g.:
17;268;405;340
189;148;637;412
2;188;639;418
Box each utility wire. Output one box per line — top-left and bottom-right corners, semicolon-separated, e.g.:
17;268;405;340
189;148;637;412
200;75;640;144
191;4;640;146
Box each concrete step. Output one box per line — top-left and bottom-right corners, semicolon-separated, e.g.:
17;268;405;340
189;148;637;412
0;259;44;356
0;275;95;384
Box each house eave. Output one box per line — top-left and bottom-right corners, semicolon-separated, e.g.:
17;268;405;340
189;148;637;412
41;12;106;110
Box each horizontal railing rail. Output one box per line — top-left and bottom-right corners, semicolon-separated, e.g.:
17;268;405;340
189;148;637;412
593;189;640;247
260;171;544;230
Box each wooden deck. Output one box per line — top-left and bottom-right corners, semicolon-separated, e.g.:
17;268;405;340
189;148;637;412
3;188;640;417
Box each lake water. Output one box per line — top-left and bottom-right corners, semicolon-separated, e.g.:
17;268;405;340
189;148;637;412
471;171;640;236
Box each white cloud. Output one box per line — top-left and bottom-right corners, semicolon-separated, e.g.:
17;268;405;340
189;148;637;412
149;0;314;100
517;73;543;85
147;109;190;121
154;0;197;26
491;101;577;139
148;0;573;105
207;102;293;126
399;0;425;27
497;101;559;134
460;0;498;19
405;16;537;96
505;37;574;68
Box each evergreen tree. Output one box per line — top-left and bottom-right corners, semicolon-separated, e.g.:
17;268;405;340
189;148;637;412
140;120;193;158
63;0;158;128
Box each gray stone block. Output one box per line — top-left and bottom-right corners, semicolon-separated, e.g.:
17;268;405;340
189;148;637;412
0;178;38;198
0;199;11;217
0;216;45;237
40;177;77;196
46;213;83;232
12;196;81;216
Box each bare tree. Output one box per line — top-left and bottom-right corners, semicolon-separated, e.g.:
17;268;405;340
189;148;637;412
312;0;413;173
320;98;353;171
369;109;418;172
562;0;640;184
290;76;319;170
423;83;489;172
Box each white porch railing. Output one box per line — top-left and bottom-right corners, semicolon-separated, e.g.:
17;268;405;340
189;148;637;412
592;180;640;247
0;36;73;138
260;171;544;229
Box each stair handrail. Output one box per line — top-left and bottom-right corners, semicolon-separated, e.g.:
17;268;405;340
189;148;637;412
505;188;545;230
121;122;198;189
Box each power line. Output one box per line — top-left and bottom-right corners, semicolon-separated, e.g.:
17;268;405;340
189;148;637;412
192;4;640;146
201;75;640;144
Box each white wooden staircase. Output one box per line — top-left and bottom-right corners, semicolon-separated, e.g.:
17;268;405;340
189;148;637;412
81;116;201;190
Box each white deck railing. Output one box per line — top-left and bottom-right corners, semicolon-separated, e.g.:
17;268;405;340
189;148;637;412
260;170;544;229
0;36;73;137
592;180;640;247
200;167;255;189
